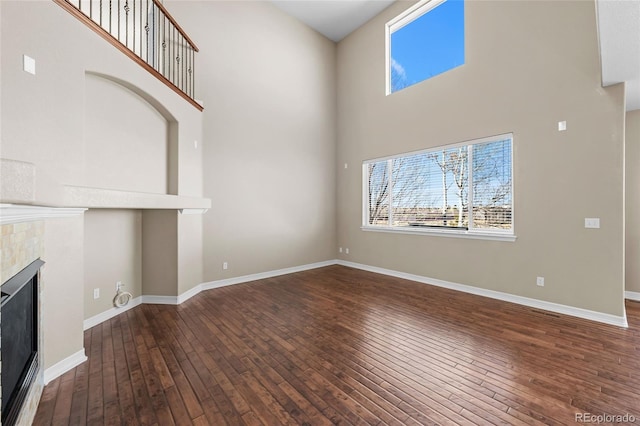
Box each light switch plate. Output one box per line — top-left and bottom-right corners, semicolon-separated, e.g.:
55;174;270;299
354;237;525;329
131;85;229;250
585;218;600;229
558;120;566;131
23;55;36;75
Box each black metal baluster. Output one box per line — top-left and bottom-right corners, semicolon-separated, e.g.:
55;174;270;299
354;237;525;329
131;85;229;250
190;47;193;97
191;46;196;98
162;16;171;78
171;24;175;83
139;0;143;58
176;32;179;88
153;3;157;70
132;0;136;53
156;5;160;71
55;0;200;106
162;16;167;77
182;35;186;93
145;0;150;64
124;0;130;49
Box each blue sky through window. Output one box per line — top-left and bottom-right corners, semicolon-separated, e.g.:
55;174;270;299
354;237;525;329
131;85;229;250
390;0;465;92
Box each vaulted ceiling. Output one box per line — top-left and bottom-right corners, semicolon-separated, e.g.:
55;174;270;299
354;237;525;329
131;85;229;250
272;0;640;112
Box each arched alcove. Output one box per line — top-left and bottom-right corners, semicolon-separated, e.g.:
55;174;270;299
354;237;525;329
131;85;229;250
83;72;178;195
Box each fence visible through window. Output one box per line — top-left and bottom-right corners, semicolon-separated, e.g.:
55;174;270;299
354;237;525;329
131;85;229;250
364;134;513;235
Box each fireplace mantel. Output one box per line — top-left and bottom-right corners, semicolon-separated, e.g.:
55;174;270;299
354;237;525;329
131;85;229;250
0;204;87;226
1;159;211;212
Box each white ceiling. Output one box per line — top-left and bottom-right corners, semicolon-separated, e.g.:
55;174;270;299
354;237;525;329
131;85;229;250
597;0;640;111
272;0;639;112
271;0;395;42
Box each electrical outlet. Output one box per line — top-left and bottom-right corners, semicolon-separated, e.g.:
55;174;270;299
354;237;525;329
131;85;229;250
93;288;100;299
116;281;122;291
558;120;567;131
339;247;343;253
345;248;350;255
536;277;545;287
223;262;228;270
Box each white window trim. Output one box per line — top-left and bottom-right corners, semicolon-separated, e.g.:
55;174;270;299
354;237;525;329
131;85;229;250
385;0;447;95
362;133;515;242
361;225;517;242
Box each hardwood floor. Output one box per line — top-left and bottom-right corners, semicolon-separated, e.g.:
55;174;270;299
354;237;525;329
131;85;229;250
34;265;640;425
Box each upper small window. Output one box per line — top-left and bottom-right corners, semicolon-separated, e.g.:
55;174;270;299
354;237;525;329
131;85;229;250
386;0;465;94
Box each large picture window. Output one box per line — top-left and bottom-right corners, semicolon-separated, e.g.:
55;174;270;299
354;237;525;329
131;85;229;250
386;0;465;94
363;134;514;239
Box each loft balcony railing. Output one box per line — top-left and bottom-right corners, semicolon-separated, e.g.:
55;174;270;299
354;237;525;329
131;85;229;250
54;0;202;111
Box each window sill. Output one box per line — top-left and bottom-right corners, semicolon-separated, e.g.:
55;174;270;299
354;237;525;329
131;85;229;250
361;225;517;242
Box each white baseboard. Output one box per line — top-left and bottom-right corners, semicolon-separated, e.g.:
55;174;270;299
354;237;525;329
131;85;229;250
44;349;87;384
141;295;179;305
81;258;629;331
626;291;640;301
83;296;142;330
86;260;337;318
201;260;337;291
177;283;203;304
336;260;629;328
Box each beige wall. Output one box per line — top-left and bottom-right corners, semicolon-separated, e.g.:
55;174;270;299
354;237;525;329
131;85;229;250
84;75;170;195
626;110;640;294
0;0;206;369
337;0;626;316
84;209;142;319
0;1;203;197
142;210;178;296
1;0;631;381
42;215;85;370
168;1;338;281
178;213;204;295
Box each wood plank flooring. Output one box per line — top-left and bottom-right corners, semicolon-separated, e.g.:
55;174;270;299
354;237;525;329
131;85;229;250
34;265;640;425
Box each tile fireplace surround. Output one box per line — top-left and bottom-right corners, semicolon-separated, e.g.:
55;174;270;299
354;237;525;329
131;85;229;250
0;203;87;426
0;220;45;426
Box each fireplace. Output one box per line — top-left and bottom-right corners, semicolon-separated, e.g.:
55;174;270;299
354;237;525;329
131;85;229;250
1;258;44;426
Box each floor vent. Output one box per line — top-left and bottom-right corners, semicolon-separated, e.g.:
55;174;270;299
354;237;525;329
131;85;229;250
530;309;561;318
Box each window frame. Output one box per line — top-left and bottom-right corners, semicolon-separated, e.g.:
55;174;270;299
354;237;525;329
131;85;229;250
385;0;462;95
361;133;516;242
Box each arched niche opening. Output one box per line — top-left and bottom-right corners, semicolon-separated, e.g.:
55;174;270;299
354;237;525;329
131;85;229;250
83;72;179;195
